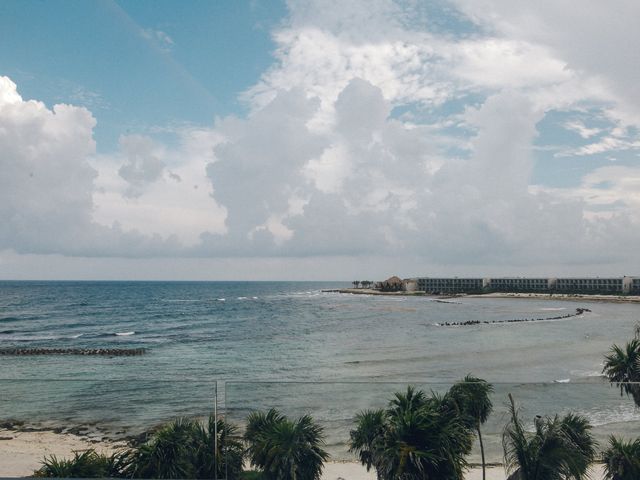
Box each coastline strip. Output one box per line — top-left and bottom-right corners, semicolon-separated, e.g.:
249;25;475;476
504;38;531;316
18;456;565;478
327;289;640;303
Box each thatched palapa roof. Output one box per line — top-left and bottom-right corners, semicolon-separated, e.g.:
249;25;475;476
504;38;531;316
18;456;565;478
382;276;403;285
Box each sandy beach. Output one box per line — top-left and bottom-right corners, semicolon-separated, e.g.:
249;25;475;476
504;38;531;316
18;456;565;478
467;291;640;304
332;288;640;304
322;462;606;480
0;428;607;479
0;428;126;477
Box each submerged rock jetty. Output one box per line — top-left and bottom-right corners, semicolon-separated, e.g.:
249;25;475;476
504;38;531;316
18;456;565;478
0;347;146;356
439;307;590;327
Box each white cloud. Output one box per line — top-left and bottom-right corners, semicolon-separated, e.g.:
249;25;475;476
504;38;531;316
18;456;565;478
564;120;601;139
535;166;640;219
451;38;571;89
0;75;98;254
0;76;210;256
451;0;640;124
5;0;640;275
92;130;226;247
244;26;452;133
141;28;175;52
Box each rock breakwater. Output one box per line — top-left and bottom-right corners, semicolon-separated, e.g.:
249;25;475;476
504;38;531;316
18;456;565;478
0;348;146;356
439;307;591;327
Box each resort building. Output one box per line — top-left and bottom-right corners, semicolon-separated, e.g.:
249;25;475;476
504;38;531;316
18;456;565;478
410;276;640;295
554;277;625;294
486;277;551;292
417;277;485;294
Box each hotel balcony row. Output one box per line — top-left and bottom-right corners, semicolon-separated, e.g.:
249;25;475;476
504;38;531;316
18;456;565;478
414;276;640;294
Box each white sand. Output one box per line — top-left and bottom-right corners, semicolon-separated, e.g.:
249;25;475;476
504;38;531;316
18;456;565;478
322;463;507;480
0;429;607;479
466;292;640;304
0;429;125;477
322;462;606;480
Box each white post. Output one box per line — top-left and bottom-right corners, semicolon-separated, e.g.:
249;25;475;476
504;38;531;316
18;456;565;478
214;382;218;480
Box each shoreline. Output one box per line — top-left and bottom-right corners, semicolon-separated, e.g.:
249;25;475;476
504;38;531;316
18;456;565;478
328;288;640;303
0;426;606;479
0;426;607;479
0;426;127;478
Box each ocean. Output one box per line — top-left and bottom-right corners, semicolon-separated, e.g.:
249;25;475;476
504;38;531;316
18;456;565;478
1;280;639;461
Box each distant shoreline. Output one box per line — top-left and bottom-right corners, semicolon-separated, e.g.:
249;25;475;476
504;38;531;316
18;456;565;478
326;288;640;303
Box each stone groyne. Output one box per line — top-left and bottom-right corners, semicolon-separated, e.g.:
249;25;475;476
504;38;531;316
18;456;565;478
0;348;147;356
439;307;590;327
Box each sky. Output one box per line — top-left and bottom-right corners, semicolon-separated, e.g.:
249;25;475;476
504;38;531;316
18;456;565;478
1;0;640;280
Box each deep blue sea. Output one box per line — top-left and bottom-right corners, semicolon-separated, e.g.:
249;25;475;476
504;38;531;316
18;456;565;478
1;281;639;460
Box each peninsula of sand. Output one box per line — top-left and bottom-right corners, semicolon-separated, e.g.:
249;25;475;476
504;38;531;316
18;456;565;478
329;287;640;303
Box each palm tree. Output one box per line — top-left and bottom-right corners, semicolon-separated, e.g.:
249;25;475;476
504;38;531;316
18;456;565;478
245;409;329;480
128;417;201;479
602;435;640;480
349;409;386;475
448;375;494;480
125;416;244;479
349;386;474;480
194;416;244;480
603;338;640;407
502;394;596;480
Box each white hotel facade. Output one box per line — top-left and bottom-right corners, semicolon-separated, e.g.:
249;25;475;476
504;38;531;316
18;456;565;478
416;276;639;294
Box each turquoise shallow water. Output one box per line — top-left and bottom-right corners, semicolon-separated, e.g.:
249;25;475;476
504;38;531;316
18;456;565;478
1;281;639;460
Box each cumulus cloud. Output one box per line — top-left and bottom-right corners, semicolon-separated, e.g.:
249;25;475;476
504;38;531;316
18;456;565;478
564;120;601;139
0;75;97;253
451;0;640;123
4;0;640;274
117;135;166;198
205;88;325;250
93;129;226;247
199;0;640;266
0;76;195;256
141;28;175;52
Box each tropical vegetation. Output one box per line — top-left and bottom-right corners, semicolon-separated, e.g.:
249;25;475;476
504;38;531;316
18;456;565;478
448;375;493;480
34;449;128;478
35;416;243;479
38;369;640;480
126;416;243;479
601;435;640;480
602;330;640;407
600;326;640;479
349;385;476;480
244;409;329;480
502;393;596;480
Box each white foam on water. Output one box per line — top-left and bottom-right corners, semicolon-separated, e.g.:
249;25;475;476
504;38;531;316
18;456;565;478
217;298;226;301
554;378;571;383
115;331;135;336
237;296;248;300
68;334;84;339
576;404;640;427
571;369;605;378
540;307;566;311
252;297;258;299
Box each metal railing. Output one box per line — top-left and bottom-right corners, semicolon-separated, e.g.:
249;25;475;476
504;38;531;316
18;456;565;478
1;379;639;478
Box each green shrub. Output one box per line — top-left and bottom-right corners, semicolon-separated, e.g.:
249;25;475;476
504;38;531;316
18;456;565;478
34;449;126;478
35;416;244;479
602;435;640;480
126;416;244;479
245;409;329;480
